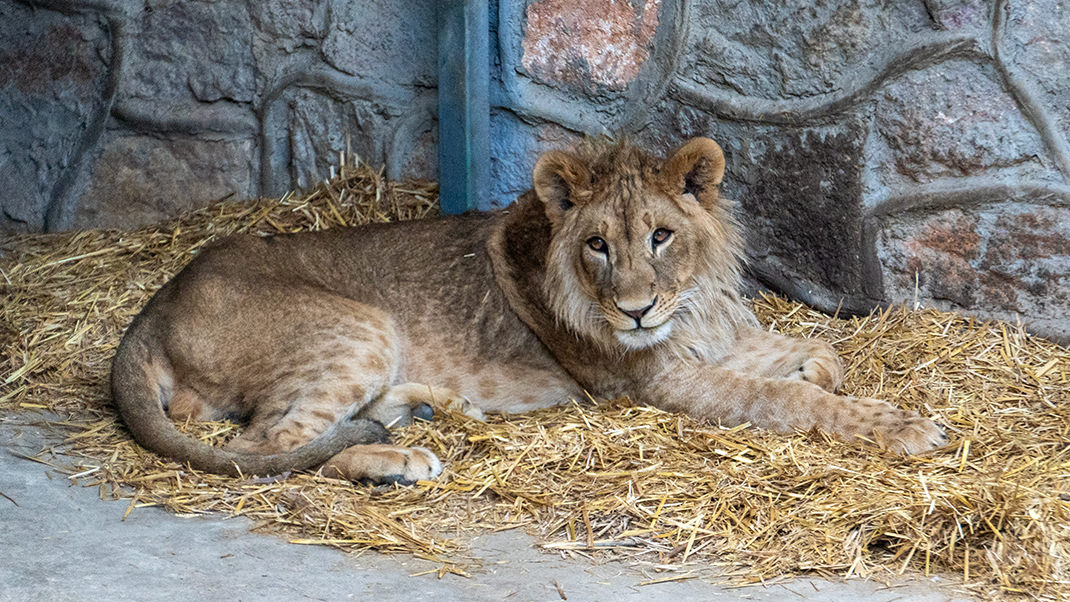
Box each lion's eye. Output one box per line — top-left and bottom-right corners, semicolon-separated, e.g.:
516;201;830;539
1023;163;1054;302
652;228;673;246
586;237;608;253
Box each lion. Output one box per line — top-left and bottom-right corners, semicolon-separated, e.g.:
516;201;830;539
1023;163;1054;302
110;137;946;483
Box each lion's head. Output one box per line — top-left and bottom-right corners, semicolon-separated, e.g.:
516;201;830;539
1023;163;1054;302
532;137;754;357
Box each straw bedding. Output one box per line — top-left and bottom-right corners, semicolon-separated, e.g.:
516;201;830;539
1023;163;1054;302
1;162;1067;600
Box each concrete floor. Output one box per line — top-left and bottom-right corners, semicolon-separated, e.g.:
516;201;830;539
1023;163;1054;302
0;415;975;602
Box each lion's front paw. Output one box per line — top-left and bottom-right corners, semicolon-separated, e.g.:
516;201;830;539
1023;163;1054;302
437;393;486;421
872;411;947;455
361;382;485;427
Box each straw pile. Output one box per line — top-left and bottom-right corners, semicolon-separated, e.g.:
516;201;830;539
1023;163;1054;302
2;161;1067;600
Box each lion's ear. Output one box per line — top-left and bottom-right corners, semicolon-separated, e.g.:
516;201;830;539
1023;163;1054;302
664;138;725;209
532;150;592;224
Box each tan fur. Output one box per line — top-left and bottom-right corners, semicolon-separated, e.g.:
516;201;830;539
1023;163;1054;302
110;137;945;483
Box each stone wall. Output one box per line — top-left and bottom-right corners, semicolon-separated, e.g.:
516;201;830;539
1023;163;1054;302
0;0;438;232
2;0;1067;342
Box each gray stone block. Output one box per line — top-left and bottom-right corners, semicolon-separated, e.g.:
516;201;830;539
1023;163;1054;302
876;201;1070;343
730;115;873;308
120;0;256;104
391;117;438;182
263;86;436;194
0;3;111;232
321;0;436;88
680;0;933;100
1003;0;1070;147
248;0;324;47
865;60;1059;205
249;0;328;91
67;133;257;230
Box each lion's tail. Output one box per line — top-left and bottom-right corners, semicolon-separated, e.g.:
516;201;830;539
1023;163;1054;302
110;315;387;477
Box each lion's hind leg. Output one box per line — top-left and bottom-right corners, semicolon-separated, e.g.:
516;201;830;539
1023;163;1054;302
720;328;843;393
214;301;444;484
223;312;401;455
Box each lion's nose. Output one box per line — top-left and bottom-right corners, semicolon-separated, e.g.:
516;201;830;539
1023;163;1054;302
618;298;656;322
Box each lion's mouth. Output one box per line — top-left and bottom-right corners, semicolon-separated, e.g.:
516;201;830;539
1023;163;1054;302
614;320;673;350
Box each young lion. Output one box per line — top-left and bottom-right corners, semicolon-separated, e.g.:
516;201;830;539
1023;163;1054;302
111;137;946;483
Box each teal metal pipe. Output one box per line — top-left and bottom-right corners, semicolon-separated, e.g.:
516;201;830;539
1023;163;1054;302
437;0;489;214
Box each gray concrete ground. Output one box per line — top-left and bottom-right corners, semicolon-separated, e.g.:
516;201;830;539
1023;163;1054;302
0;415;975;602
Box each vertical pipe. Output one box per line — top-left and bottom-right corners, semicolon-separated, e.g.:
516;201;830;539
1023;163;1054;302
437;0;490;214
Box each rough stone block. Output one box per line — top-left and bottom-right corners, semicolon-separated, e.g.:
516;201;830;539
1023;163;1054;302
729;116;872;307
122;0;256;103
264;87;436;193
68;134;256;230
681;0;932;100
321;1;435;88
248;0;327;88
285;88;387;189
1003;0;1070;140
0;4;111;231
520;0;660;92
248;0;324;47
497;0;680;133
868;60;1056;193
876;203;1070;343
